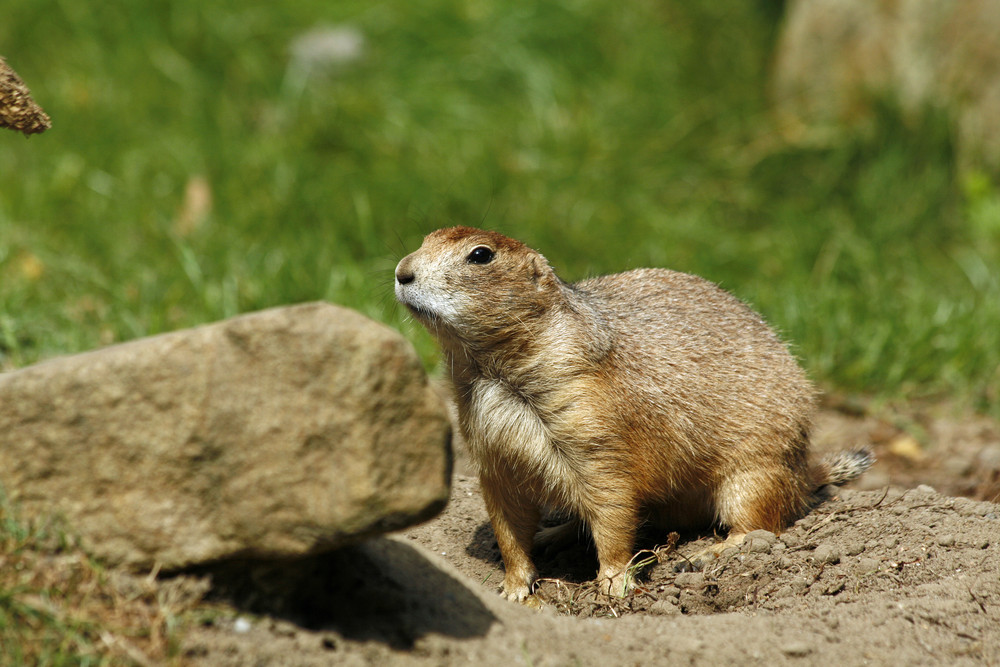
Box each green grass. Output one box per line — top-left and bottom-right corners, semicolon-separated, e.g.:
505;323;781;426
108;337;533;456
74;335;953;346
1;0;998;414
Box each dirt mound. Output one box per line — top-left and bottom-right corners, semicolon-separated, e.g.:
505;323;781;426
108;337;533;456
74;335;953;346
177;468;999;666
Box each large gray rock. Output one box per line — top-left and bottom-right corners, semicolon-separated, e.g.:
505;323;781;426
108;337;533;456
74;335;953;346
773;0;1000;173
0;302;451;570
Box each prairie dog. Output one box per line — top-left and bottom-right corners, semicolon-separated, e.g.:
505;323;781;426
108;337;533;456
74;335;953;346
395;226;872;601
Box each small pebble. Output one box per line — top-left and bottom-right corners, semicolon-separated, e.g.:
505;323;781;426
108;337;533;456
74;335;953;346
650;598;680;616
953;499;990;517
822;580;845;596
744;529;777;545
679;589;702;608
813;544;841;565
781;641;813;657
674;572;705;588
720;547;740;560
844;542;865;557
952;497;974;514
780;533;802;548
791;577;811;593
855;558;880;574
937;534;956;547
661;585;681;598
746;537;773;554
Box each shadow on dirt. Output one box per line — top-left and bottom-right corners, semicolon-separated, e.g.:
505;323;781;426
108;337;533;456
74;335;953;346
464;518;600;586
464;516;717;588
188;537;496;650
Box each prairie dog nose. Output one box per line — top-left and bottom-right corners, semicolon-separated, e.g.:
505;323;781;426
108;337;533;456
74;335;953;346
395;257;415;285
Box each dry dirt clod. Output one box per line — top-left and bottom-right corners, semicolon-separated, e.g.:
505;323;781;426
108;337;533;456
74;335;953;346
674;572;706;588
855;558;880;574
649;598;680;616
813;544;841;565
745;537;774;554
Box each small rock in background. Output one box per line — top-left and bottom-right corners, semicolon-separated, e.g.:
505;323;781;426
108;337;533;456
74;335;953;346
887;435;926;464
0;303;451;571
284;24;366;98
978;444;1000;470
290;24;366;72
773;0;1000;173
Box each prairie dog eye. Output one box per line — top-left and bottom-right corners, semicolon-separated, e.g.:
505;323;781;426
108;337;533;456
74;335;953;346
466;246;495;264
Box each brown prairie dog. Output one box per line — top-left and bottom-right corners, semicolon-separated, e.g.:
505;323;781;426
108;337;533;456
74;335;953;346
395;226;872;601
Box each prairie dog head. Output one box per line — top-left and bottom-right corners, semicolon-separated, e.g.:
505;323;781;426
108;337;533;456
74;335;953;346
395;227;561;344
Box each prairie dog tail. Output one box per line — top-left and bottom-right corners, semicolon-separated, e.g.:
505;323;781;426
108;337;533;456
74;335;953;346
811;448;875;488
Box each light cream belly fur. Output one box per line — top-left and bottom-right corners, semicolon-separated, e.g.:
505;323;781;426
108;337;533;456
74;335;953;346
463;378;579;504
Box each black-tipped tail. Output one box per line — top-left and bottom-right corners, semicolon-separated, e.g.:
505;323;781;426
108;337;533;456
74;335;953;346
813;448;875;487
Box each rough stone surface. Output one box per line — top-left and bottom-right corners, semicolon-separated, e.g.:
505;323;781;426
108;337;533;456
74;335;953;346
0;302;451;570
773;0;1000;172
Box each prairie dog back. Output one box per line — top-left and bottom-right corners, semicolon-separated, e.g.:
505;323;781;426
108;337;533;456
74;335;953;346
573;269;816;457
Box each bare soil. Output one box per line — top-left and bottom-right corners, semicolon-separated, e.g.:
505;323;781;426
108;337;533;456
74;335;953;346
174;402;1000;666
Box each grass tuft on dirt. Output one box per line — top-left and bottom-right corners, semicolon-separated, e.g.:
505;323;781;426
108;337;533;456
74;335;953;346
0;492;206;666
533;535;679;618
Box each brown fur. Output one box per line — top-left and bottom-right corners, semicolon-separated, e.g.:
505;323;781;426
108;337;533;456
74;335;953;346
395;227;872;601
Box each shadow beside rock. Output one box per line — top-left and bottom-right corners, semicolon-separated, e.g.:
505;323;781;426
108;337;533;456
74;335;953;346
190;537;496;650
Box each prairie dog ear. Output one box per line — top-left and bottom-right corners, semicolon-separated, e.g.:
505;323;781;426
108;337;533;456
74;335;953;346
530;253;555;289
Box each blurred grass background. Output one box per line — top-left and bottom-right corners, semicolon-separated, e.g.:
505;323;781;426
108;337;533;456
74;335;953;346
2;0;998;415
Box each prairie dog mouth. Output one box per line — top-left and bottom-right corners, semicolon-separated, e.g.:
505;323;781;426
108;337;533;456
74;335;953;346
405;303;437;321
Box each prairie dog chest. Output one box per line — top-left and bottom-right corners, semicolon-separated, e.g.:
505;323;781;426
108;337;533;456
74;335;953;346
460;378;565;479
